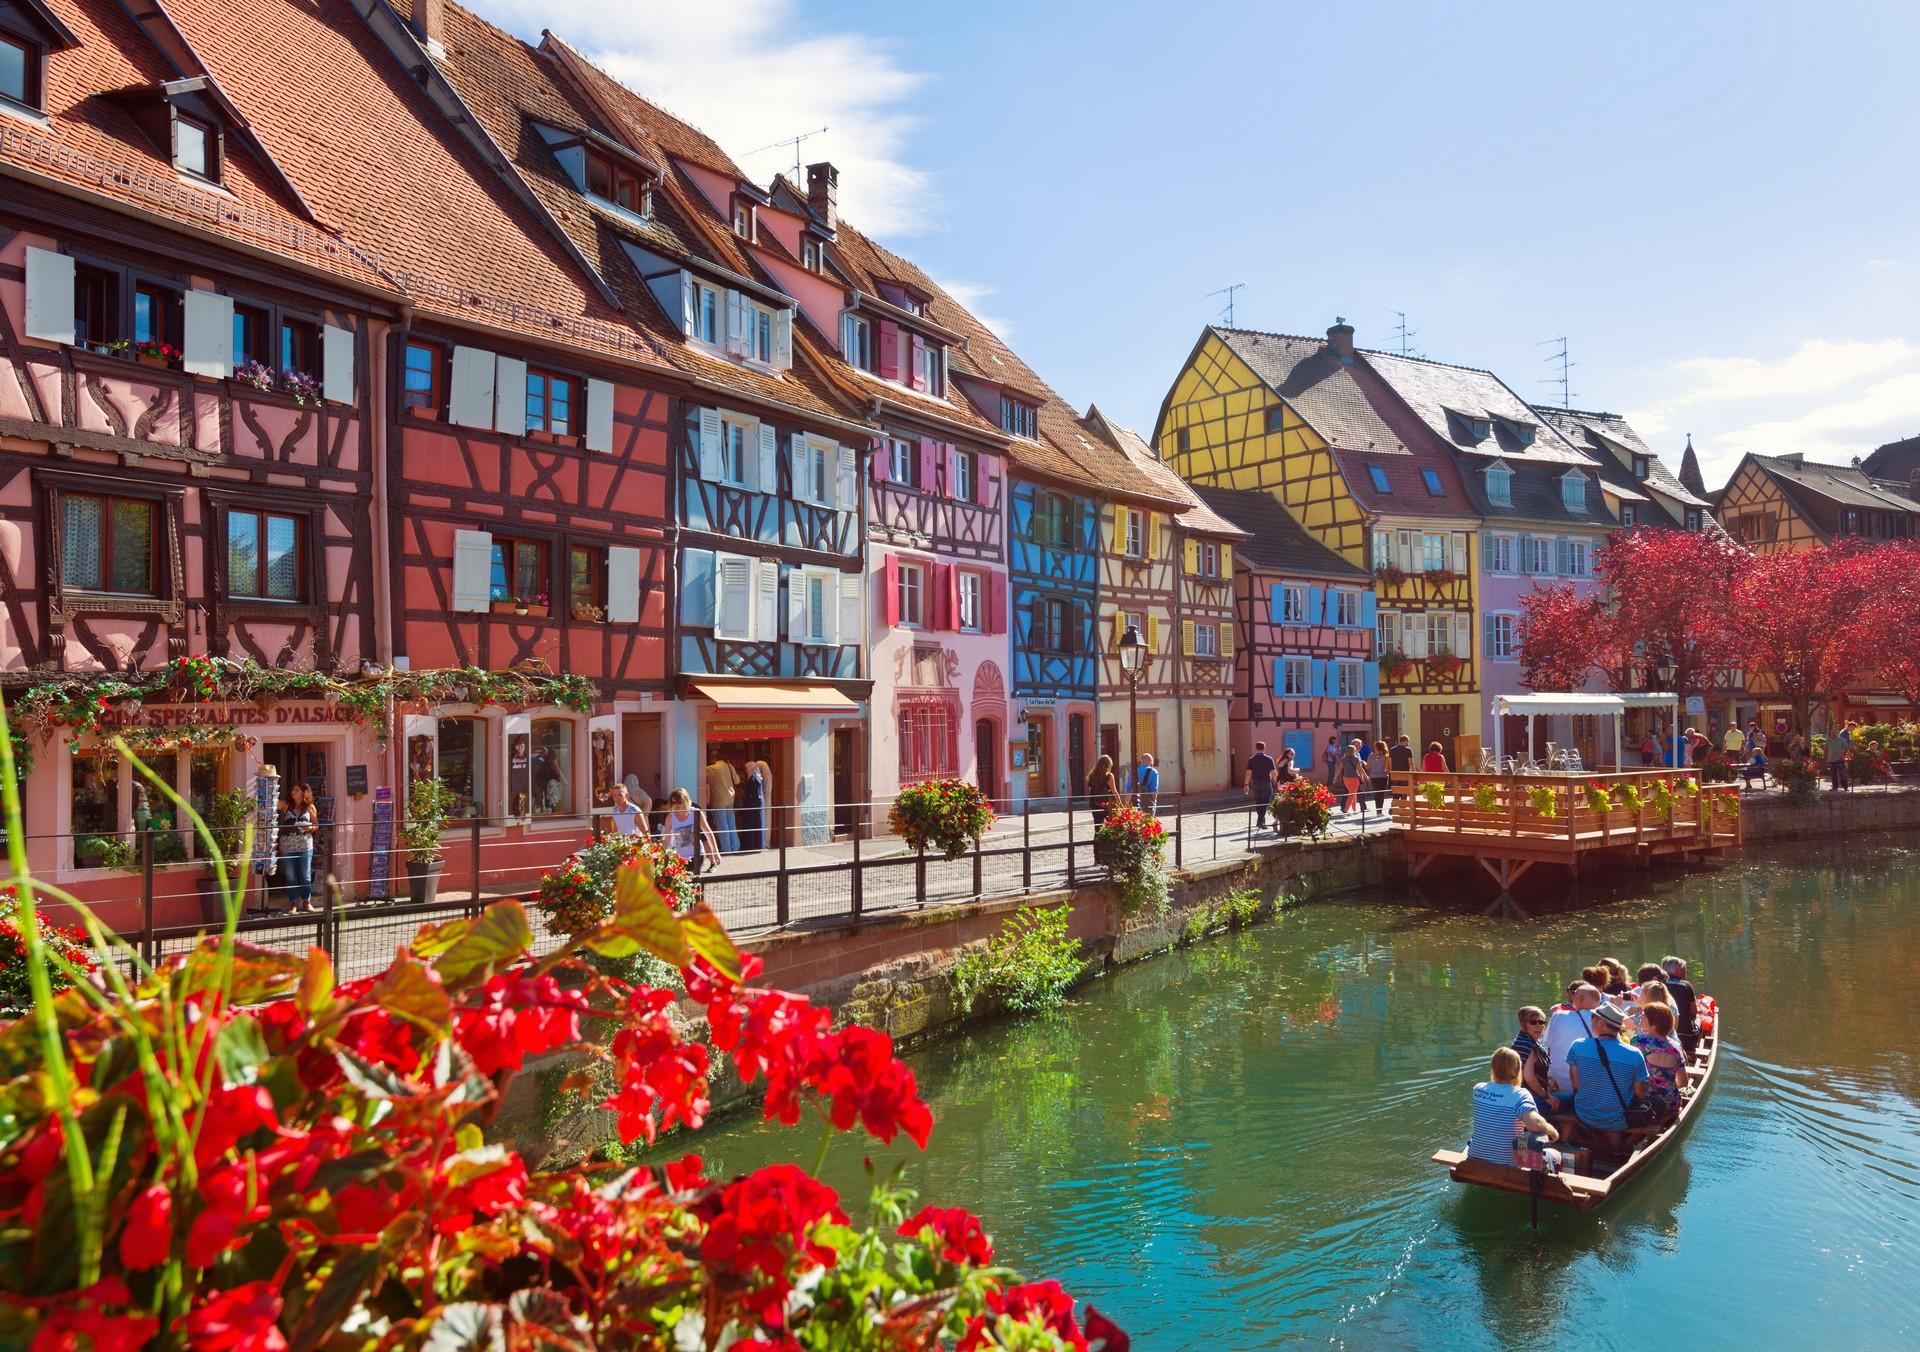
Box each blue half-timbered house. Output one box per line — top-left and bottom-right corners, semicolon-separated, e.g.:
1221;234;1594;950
1008;474;1100;802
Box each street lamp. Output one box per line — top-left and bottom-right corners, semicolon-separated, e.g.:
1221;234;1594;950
1118;623;1145;796
1654;656;1679;768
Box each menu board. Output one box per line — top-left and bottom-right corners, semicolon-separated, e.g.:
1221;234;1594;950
367;785;393;901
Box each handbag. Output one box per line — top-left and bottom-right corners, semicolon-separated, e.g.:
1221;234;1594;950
1593;1033;1659;1129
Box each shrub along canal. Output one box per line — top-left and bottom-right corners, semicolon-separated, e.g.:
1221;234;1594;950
686;835;1920;1349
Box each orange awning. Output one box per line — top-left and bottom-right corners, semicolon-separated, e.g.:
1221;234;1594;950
689;681;859;713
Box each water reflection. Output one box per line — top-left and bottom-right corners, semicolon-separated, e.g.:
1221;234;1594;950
690;837;1920;1350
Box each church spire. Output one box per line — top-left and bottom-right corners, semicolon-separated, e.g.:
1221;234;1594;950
1678;433;1706;497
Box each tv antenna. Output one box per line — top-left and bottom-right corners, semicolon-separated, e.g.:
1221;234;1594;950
1207;283;1246;326
1390;309;1421;357
745;126;829;184
1538;336;1576;408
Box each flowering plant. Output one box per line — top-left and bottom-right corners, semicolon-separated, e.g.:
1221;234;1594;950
1425;567;1459;587
172;653;223;700
1472;782;1498;813
1711;788;1741;819
1583;779;1614;813
0;889;94;1016
536;832;699;939
1096;802;1168;917
890;779;996;861
233;359;277;393
1379;650;1414;681
1273;778;1336;839
1426;653;1467;679
107;338;181;362
0;736;1125;1350
1420;780;1447;811
280;367;323;405
1651;777;1675;821
1614;781;1643;813
1373;564;1407;586
1776;754;1823;805
1697;749;1736;784
1849;745;1893;783
1528;784;1558;818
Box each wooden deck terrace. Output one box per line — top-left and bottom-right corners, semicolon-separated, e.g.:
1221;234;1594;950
1387;770;1742;888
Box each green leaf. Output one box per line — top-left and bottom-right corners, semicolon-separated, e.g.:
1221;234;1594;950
442;1143;515;1189
331;1047;411;1102
287;1244;383;1352
214;1015;270;1084
412;901;532;989
296;946;335;1018
366;954;450;1035
182;941;306;1005
422;1302;505;1352
584;858;689;967
679;905;742;982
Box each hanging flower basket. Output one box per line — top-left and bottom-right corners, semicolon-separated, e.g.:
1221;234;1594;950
1272;779;1336;839
1095;802;1169;916
1528;784;1558;818
1582;779;1614;814
889;779;996;860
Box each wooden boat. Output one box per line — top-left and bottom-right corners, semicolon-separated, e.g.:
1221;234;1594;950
1431;1013;1722;1212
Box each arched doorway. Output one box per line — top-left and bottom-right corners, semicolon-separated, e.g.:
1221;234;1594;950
975;719;998;805
971;662;1007;807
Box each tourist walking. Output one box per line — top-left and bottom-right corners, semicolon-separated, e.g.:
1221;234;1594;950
661;788;720;872
1369;740;1392;816
605;782;648;839
1831;720;1854;791
735;759;765;851
1245;741;1277;831
1134;752;1160;814
1389;735;1414;775
1086;755;1118;830
1338;739;1364;814
1422;741;1449;773
705;753;739;854
1322;735;1341;790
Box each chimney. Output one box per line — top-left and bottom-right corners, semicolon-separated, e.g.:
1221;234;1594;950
1326;317;1356;363
806;161;839;230
1779;451;1806;465
409;0;444;54
1908;467;1920;501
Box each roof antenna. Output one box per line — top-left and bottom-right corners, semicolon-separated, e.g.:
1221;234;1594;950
744;126;829;185
1390;309;1422;358
1537;336;1576;409
1208;283;1246;327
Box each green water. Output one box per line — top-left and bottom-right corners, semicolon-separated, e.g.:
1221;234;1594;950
690;837;1920;1349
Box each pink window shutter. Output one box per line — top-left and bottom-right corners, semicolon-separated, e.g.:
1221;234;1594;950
946;563;963;630
945;443;963;501
908;334;927;391
878;321;900;381
930;562;952;630
919;438;939;492
881;557;899;627
988;571;1008;634
870;437;889;482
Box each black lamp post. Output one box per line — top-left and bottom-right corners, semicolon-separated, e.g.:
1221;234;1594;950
1655;656;1679;766
1118;623;1145;795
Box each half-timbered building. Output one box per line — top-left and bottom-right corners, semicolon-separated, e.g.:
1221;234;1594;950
1713;451;1918;556
1535;408;1713;533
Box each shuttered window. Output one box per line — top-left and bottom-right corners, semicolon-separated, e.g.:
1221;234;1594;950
526;368;579;437
568;545;606;620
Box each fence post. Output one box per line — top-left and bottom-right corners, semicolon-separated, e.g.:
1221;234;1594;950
850;813;863;920
915;845;927;909
139;829;156;965
1066;803;1076;887
1174;796;1183;870
1022;807;1032;892
468;818;484;914
776;805;791;927
972;826;983;900
324;875;339;966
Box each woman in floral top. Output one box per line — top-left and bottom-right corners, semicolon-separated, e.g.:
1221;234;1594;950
1632;1002;1690;1118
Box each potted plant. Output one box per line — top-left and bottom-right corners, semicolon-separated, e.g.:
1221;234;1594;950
401;777;456;904
280;369;323;406
107;338;181;368
888;779;995;861
233;359;277;394
571;600;605;623
1094;802;1169;917
1272;778;1336;840
1380;651;1415;681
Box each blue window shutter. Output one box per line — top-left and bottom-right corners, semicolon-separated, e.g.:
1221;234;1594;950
1269;585;1283;626
1310;658;1328;696
1272;660;1288;697
1483;613;1496;658
1359;590;1376;629
1363;661;1380;699
1306;587;1324;626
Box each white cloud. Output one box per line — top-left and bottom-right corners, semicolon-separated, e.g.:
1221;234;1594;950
475;0;933;235
933;280;1012;339
1626;337;1920;486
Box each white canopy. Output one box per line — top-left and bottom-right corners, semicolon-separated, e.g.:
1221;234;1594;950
1489;691;1682;768
1490;693;1629;717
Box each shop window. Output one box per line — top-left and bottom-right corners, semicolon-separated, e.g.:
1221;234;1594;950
402;340;444;416
71;750;119;869
61;494;157;595
438;718;488;820
489;536;549;608
227;509;302;600
531;719;573;816
568;544;606;621
188;753;223;859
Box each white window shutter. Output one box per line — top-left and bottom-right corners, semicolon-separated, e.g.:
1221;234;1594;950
839;573;862;649
182;289;234;378
790;432;808;503
836;445;858;510
494;355;528;436
725;292;747;355
24;247;75;345
755;558;779;640
451;529;494;612
322;323;355;403
585;378;614;452
449;346;497;429
717;555;751;638
698;408;722;479
679;270;695;336
607;545;641;623
787;564;807;641
774;309;793;370
1456;612;1471;657
757;422;777;493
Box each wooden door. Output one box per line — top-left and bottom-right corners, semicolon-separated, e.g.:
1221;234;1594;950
832;728;856;837
1420;704;1460;762
973;720;997;807
1068;715;1088;804
1099;724;1120;772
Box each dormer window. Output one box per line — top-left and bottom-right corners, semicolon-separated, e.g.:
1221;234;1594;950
109;78;236;186
0;1;77;115
802;238;821;271
1561;471;1588;512
1485;461;1513;507
915;340;945;396
1447;410;1491;444
1495;417;1535;449
1000;396;1036;438
584;148;648;215
1633;454;1650;480
175;113;216;181
732;200;753;239
0;31;35;110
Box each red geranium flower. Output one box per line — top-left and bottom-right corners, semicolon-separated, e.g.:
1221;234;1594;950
181;1281;287;1352
118;1184;172;1271
898;1204;993;1266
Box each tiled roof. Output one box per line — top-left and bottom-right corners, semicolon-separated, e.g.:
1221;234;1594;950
1862;433;1920;483
1082;408;1247;538
1532;408;1711;510
1452;456;1618;528
1212;329;1408;455
1361;351;1596;467
1184;485;1367;579
1749;454;1920;514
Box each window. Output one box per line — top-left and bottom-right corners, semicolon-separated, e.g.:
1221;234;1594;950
896;560;925;627
1485;463;1513;507
1633;455;1650;480
1280;584;1307;624
175;114;216;180
693;282;721;345
1037;596;1073;652
1177;428;1190;454
1371;530;1392;569
1525;536;1554;574
802;238;821;271
71;750;118;869
568;544;606;619
1124;509;1144;558
526;368;579;438
1336;661;1365;699
1428;612;1453;657
1037;493;1072;547
62;494;155;594
722;421;750;484
1620;504;1637;528
715;556;753;639
226;509;301;600
1377;610;1397;656
401;341;443;415
530;719;573;817
958;571;982;631
1485;534;1514;573
1421;468;1445;496
1423;533;1447;572
732;202;752;238
1334;590;1361;626
1000;397;1036;438
1195;623;1219;658
1449;410;1491;443
899;701;956;781
75;265;119;348
1;32;36;109
1563;540;1591;577
489;536;549;606
888;437;917;488
916;340;944;395
1367;464;1391;493
800;569;831;643
1489;613;1518;661
1685;509;1703;531
1265;407;1286;434
841;313;873;370
951;450;976;503
233;303;271;367
584;148;647;213
439;718;488;820
132;281;181;349
796;439;831;504
1282;657;1311;696
745;300;775;364
1561;473;1587;512
280;318;320;376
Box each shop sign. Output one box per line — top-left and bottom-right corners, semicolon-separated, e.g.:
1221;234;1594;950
708;718;798;739
94;702;359;729
345;764;369;797
367;786;393;901
1685;696;1706;716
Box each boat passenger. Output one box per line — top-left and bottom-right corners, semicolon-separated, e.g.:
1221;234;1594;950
1543;983;1604;1113
1599;958;1632;996
1469;1048;1563;1173
1632;1002;1689;1120
1566;1003;1651;1150
1660;956;1701;1056
1634;962;1665;988
1624;980;1670;1038
1511;1007;1551;1098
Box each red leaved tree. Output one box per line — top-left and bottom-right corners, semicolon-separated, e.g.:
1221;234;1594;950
1735;539;1882;735
1592;527;1750;698
1516;583;1618;691
1832;539;1920;712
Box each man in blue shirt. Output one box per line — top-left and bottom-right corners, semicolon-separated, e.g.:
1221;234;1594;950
1134;753;1160;814
1567;1002;1649;1143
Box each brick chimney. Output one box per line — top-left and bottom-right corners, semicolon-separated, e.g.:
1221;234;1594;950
409;0;444;53
806;162;838;230
1327;317;1356;363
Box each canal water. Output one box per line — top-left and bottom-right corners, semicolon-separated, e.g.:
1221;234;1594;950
689;836;1920;1349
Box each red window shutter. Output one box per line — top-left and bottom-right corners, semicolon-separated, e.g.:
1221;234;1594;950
870;437;889;482
881;556;899;627
946;444;963;501
930;562;952;630
919;438;939;492
878;321;900;381
988;571;1008;634
946;563;962;630
909;334;927;391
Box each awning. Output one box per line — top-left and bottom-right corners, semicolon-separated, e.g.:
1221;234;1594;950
690;681;859;713
1490;693;1630;717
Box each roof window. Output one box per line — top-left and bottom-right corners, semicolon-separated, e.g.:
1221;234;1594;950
0;2;78;115
1561;471;1588;512
1633;454;1650;480
1367;465;1391;493
585;147;649;215
1447;409;1492;445
1421;468;1445;497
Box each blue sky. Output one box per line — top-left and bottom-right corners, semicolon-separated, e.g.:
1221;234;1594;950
483;0;1920;487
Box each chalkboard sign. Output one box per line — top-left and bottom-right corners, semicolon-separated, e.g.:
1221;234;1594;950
507;731;532;820
367;786;393;901
345;764;369;797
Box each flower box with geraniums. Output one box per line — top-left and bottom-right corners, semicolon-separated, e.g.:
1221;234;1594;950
1775;754;1823;806
1697;749;1737;784
1426;654;1467;680
0;739;1128;1350
1095;802;1169;918
1582;779;1615;815
1273;778;1336;839
0;889;94;1018
889;779;996;861
399;776;456;903
1380;650;1415;682
107;338;181;368
1528;784;1559;819
1373;564;1408;587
